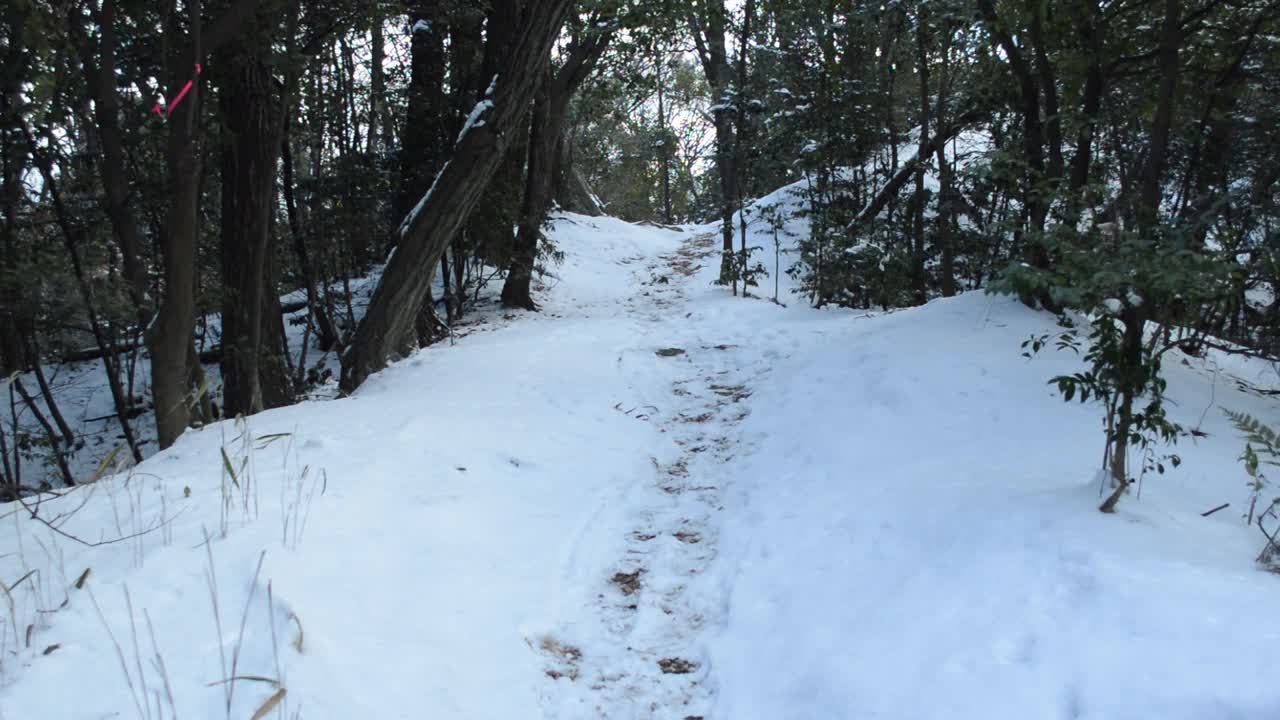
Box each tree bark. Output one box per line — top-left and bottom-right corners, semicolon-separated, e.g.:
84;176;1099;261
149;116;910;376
502;17;615;309
466;0;525;273
71;0;152;325
282;116;338;350
0;1;32;375
1067;0;1104;201
1136;0;1183;230
0;73;23;377
502;78;556;311
846;107;978;235
911;3;930;306
20;123;143;461
398;2;451;222
368;4;386;157
553;133;604;216
688;0;737;285
656;47;672;224
217;11;291;418
340;0;574;392
151;0;260;449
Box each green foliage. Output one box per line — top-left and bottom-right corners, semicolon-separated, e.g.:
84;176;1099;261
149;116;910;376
1225;410;1280;461
1224;409;1280;526
1024;308;1184;500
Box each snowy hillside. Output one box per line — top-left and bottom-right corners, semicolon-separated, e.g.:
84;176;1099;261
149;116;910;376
2;210;1279;719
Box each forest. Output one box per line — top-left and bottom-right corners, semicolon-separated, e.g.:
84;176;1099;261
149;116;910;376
0;0;1276;492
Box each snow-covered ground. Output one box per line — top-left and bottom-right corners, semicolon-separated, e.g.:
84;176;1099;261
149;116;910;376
2;207;1279;719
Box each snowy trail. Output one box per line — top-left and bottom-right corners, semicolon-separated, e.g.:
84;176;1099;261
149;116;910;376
539;231;762;719
0;215;702;719
3;211;1280;719
534;215;1280;719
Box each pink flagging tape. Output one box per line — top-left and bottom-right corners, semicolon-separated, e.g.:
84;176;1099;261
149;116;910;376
151;64;203;118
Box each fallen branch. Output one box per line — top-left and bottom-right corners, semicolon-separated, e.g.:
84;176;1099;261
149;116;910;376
845;107;982;236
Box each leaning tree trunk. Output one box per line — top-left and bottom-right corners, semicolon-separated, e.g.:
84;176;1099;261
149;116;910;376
340;0;574;392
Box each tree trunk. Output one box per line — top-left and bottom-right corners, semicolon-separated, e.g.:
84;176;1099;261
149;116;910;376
656;50;672;224
502;20;616;309
688;0;736;285
72;0;152;325
932;15;957;298
282;117;338;350
441;5;484;325
218;19;289;418
502;77;556;310
466;0;525;272
846;108;979;235
20;122;144;462
553;130;603;216
398;4;454;344
340;0;574;392
1101;306;1146;513
911;3;930;306
398;2;450;221
257;256;294;409
0;5;29;376
1136;0;1182;230
368;5;385;157
0;89;23;377
733;0;756;297
976;0;1056;309
1067;0;1104;200
713;113;737;286
150;0;260;449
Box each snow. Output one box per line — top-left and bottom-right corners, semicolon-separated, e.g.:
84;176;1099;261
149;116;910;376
3;205;1280;719
456;100;494;144
708;292;1280;719
398;160;449;237
411;19;431;34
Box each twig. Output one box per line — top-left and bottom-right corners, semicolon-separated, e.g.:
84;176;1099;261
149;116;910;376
13;492;185;548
